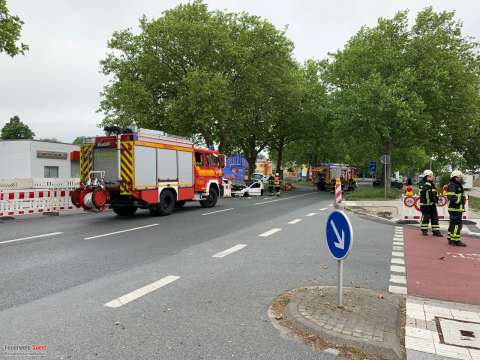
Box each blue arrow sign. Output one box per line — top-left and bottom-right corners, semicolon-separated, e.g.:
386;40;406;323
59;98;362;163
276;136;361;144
369;161;377;173
326;210;353;260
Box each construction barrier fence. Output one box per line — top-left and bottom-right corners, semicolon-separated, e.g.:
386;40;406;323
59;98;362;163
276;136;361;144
0;178;80;217
400;195;469;221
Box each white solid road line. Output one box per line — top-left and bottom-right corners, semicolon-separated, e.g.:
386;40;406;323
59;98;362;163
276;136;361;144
259;228;282;237
0;232;63;245
202;208;234;216
104;275;180;308
288;219;302;225
319;208;328;211
254;192;314;206
212;244;247;258
84;224;159;240
306;212;317;217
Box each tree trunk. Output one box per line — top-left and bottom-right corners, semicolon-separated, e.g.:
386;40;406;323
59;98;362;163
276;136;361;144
275;138;285;180
246;155;256;181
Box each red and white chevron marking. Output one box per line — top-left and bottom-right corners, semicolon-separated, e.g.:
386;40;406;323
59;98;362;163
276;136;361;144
335;182;342;204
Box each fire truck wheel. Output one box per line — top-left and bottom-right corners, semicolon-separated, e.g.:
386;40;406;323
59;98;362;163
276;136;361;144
200;187;219;208
151;190;176;216
112;206;137;216
175;201;186;208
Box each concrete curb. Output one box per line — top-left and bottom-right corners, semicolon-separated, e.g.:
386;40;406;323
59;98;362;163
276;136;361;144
284;286;405;360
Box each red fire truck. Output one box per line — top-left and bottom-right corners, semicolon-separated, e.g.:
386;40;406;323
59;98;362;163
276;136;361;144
71;127;224;216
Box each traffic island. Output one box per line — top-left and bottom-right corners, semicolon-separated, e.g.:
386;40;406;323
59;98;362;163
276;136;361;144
269;286;406;360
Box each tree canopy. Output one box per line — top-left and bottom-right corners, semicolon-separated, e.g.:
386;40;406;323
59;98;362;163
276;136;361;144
0;0;28;57
99;0;300;178
324;7;480;175
1;115;35;140
98;4;480;176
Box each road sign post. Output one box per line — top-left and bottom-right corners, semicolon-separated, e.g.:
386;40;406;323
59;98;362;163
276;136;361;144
380;155;391;200
325;210;353;307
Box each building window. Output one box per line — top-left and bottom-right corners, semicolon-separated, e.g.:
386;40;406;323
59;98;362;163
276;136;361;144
44;166;59;178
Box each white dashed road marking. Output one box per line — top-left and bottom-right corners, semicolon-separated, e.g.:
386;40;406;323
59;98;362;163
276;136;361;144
84;224;159;240
202;208;234;216
0;232;63;245
212;244;247;258
104;275;180;308
306;212;317;217
389;226;407;295
391;265;406;273
288;219;302;225
259;228;282;237
319;208;328;211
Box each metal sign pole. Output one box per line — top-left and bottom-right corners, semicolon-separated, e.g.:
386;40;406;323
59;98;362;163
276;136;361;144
337;259;343;307
384;162;387;200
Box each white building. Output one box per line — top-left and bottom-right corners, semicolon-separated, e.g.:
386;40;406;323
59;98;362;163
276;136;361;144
0;140;80;179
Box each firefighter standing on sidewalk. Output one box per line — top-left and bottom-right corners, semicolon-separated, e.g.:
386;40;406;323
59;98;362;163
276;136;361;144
419;170;442;236
446;170;467;247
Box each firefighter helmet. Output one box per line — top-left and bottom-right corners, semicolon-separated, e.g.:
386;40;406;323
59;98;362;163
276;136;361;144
451;170;463;178
423;169;434;177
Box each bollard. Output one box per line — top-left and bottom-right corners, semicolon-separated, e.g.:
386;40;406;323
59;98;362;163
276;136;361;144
334;177;342;207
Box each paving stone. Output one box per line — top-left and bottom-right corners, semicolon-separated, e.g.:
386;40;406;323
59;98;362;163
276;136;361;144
426;321;437;332
416;319;427;329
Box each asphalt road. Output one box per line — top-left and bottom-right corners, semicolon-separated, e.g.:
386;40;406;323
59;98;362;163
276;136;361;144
0;186;395;359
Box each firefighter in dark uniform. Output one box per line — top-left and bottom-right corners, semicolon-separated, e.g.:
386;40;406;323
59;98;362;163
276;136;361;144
446;170;467;246
273;173;281;196
419;170;442;236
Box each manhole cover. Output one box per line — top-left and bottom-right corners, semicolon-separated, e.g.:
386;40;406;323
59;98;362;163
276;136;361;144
437;318;480;349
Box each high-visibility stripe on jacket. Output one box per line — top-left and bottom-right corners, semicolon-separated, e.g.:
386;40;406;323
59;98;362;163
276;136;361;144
446;181;465;212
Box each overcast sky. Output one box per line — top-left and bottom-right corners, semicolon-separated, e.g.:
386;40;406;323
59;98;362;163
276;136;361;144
1;1;479;142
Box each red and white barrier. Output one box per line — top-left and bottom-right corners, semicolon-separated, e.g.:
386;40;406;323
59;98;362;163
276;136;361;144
401;195;469;221
223;182;232;198
335;178;342;205
0;189;75;217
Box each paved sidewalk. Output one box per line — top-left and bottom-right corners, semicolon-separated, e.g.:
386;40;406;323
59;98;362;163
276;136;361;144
285;286;404;360
402;224;480;360
405;297;480;360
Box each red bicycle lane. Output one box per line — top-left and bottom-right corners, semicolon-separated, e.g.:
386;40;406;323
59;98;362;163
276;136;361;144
404;226;480;305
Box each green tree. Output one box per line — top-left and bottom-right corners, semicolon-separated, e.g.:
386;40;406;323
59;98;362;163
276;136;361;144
99;1;296;179
99;1;235;150
326;8;480;184
1;115;35;139
226;13;296;179
0;0;28;57
72;137;85;145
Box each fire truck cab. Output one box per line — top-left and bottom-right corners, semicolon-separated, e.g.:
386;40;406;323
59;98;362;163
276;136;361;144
71;127;224;216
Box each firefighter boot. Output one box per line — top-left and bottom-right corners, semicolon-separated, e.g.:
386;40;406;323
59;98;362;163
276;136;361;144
452;241;467;247
422;231;428;236
432;232;443;237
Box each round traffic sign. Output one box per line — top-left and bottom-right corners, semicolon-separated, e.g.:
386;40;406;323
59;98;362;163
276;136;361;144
325;210;353;260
